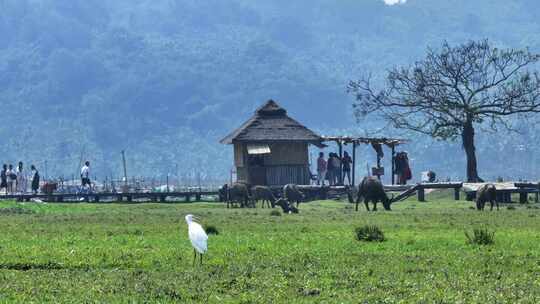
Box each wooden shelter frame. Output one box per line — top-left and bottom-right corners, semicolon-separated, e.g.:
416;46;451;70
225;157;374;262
322;136;407;185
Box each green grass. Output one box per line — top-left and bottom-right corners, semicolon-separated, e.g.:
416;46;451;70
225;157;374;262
0;193;540;303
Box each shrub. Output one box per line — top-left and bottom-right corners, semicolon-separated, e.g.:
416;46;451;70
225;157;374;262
465;228;495;245
270;210;281;217
204;225;219;235
355;225;385;242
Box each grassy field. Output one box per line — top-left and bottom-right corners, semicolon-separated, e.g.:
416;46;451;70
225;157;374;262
0;191;540;303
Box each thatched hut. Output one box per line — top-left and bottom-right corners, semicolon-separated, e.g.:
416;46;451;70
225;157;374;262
220;100;323;186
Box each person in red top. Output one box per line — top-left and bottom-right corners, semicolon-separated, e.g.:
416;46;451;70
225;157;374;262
317;152;327;186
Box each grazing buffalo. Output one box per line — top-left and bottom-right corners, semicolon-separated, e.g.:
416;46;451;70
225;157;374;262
348;177;391;211
283;184;305;208
251;185;276;208
221;183;251;208
476;184;498;211
274;198;299;214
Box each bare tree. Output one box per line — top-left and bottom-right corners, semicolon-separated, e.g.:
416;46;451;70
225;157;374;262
348;40;540;182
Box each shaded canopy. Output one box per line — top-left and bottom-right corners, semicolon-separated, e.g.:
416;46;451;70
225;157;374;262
220;100;324;146
322;136;407;147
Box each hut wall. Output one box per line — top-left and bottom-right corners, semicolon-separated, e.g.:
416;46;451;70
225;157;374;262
233;142;311;185
233;143;248;183
234;143;245;167
264;142;309;185
236;167;248;183
264;142;308;165
265;165;310;186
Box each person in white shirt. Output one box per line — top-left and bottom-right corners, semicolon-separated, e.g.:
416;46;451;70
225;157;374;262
16;161;26;193
81;161;92;191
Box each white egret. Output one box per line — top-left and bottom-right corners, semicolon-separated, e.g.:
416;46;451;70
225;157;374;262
184;214;208;265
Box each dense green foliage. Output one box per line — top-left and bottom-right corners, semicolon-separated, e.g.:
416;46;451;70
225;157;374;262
1;195;540;302
355;225;386;242
2;0;540;182
465;227;496;246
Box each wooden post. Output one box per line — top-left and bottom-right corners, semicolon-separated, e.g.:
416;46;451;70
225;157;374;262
391;145;396;185
352;142;357;186
376;154;382;181
160;195;166;203
338;139;343;185
417;186;425;202
495;191;503;203
454;187;460;201
196;193;201;202
186;195;191;202
520;192;527;204
121;150;128;189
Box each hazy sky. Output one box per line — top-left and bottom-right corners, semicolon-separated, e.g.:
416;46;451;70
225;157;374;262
384;0;407;4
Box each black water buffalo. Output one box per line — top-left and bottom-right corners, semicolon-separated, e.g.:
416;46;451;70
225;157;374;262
348;177;391;211
476;184;498;211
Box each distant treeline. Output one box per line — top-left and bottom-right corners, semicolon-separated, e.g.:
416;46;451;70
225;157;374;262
0;0;539;181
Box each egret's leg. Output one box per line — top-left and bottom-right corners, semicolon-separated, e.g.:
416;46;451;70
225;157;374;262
200;254;203;265
193;249;197;265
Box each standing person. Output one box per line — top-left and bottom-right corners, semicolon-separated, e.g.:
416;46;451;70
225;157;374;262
394;152;412;185
16;161;26;193
7;164;16;194
327;153;335;186
342;151;353;186
30;165;40;194
316;152;327;186
0;164;7;195
81;161;92;192
331;153;342;185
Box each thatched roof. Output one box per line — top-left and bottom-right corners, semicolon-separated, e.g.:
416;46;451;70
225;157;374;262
220;100;323;145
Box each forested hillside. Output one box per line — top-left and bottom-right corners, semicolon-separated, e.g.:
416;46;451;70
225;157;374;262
1;0;540;183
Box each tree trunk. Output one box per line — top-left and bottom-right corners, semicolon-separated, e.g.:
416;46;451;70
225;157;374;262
461;119;483;183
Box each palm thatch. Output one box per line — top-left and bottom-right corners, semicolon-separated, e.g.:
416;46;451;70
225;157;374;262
220;100;323;145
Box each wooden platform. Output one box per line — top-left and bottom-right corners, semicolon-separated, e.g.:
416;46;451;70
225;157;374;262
0;191;220;203
0;181;535;204
462;182;540;203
